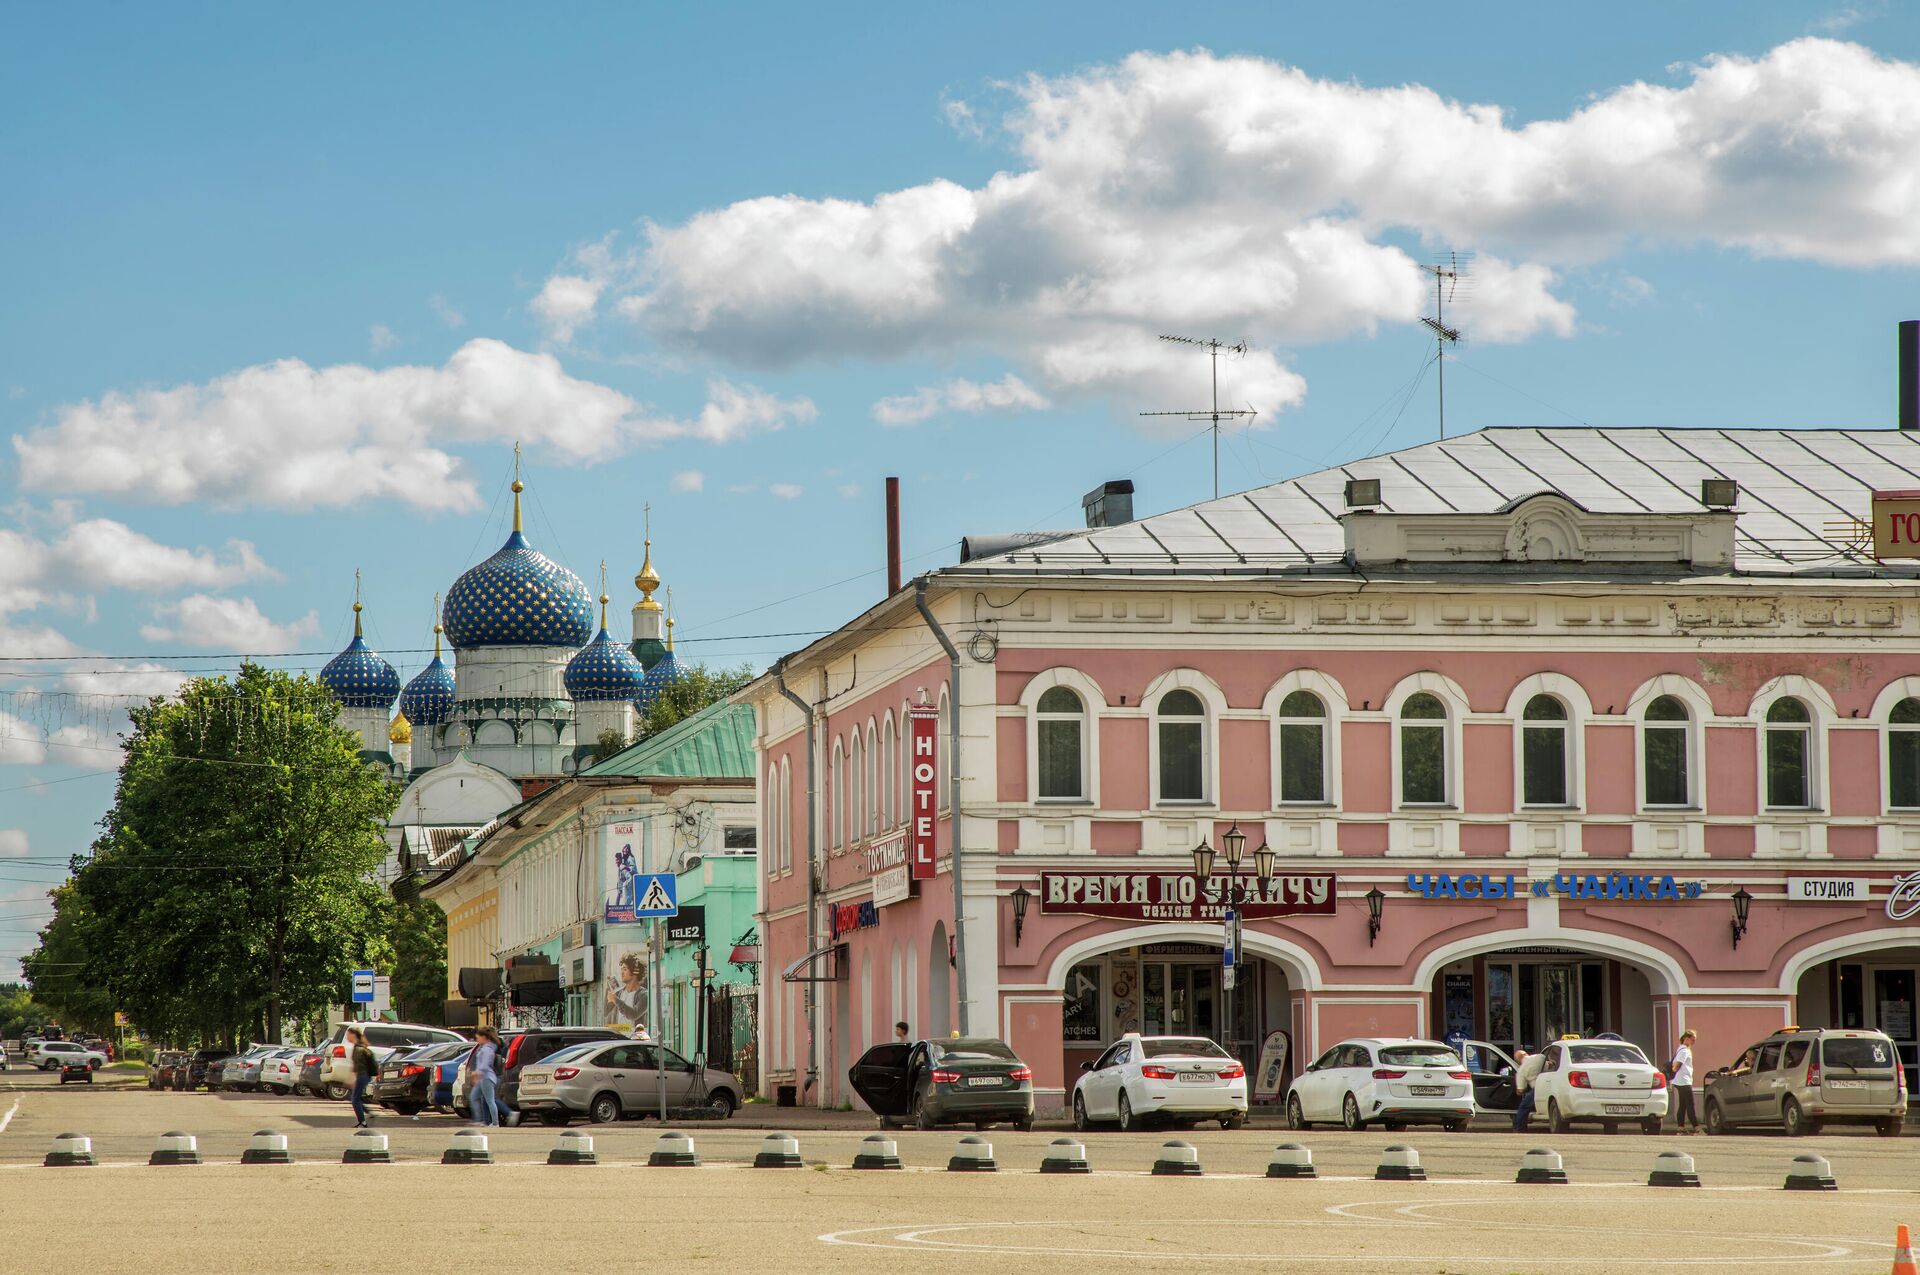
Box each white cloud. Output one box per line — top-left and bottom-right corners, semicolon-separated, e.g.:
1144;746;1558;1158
55;663;186;699
139;595;320;651
0;711;47;765
429;294;466;329
0;830;26;858
769;483;804;500
557;38;1920;427
873;373;1050;426
837;482;862;499
369;323;399;353
13;340;810;512
44;519;272;592
671;469;706;493
531;275;603;345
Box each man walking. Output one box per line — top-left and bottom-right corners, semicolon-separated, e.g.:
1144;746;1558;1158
1510;1047;1546;1132
468;1027;501;1128
1669;1030;1699;1133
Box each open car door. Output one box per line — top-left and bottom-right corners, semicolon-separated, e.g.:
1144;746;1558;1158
1463;1040;1519;1112
848;1042;914;1117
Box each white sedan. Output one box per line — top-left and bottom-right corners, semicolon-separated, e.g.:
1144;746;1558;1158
1287;1037;1475;1131
1531;1038;1669;1134
1072;1034;1248;1131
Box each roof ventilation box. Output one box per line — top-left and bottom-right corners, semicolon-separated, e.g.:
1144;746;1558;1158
1082;480;1134;528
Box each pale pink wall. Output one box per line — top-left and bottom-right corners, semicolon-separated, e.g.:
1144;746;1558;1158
1585;725;1635;814
1343;721;1391;812
997;820;1018;852
1220;718;1269;809
1338;822;1388;855
1712;728;1758;815
1100;717;1149;807
997;717;1026;803
1830;825;1876;858
1463;722;1510;815
1831;730;1880;816
1705;825;1753;858
1311;996;1421;1043
1091;821;1141;853
1678;1001;1793;1076
1003;995;1066;1103
1460;825;1506;856
1583;824;1631;857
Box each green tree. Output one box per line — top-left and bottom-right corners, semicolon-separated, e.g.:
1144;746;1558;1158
19;888;116;1036
639;662;753;739
41;664;399;1045
0;981;56;1040
388;897;447;1025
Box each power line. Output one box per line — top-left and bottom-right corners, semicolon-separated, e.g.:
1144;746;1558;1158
0;628;831;665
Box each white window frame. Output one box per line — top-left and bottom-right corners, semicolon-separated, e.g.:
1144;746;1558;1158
1875;676;1920;814
1020;667;1105;806
1263;669;1346;808
865;721;879;838
881;713;896;829
849;730;864;848
1749;675;1835;814
830;738;845;850
1627;675;1713;812
1503;673;1592;813
1385;673;1468;810
1144;668;1226;809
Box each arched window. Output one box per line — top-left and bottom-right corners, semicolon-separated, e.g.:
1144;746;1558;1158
849;732;864;846
898;710;910;828
880;715;895;829
1642;695;1691;807
1276;690;1326;803
830;740;845;850
1765;697;1813;809
1036;686;1086;800
1891;698;1920;810
865;725;879;836
937;691;951;811
1398;692;1448;805
778;757;793;873
1157;689;1207;802
1521;694;1570;807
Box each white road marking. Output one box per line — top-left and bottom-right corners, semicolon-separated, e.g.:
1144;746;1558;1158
0;1097;19;1134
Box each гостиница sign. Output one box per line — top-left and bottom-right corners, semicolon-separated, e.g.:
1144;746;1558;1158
1039;871;1336;921
1401;872;1707;901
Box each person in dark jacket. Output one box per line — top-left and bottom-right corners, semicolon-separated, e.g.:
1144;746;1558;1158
348;1027;377;1128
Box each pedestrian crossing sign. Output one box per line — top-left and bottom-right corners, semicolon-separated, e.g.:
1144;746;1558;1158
633;873;678;918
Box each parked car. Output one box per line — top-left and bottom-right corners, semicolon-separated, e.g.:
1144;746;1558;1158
848;1036;1036;1131
295;1049;325;1097
257;1047;305;1095
494;1028;625;1116
1528;1037;1669;1134
517;1040;744;1124
1286;1038;1475;1132
1703;1027;1904;1137
148;1051;185;1089
58;1057;94;1085
1072;1033;1247;1131
217;1045;282;1092
316;1022;466;1101
29;1040;106;1071
1457;1039;1523;1114
372;1041;473;1116
451;1032;521;1119
184;1047;234;1090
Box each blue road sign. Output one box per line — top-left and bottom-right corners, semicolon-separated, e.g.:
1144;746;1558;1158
632;873;679;918
350;969;376;1003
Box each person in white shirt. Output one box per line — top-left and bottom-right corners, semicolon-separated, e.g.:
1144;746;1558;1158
1669;1030;1699;1133
1510;1048;1547;1131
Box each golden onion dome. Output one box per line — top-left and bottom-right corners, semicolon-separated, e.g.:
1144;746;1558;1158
389;712;413;744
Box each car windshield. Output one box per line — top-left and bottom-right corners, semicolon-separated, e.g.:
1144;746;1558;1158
1568;1044;1648;1065
1378;1045;1461;1067
1141;1038;1230;1059
932;1038;1018;1062
1823;1037;1896;1069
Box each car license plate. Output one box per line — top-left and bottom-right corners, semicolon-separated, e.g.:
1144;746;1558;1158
1827;1079;1867;1089
1604;1104;1638;1115
1179;1072;1214;1083
967;1076;1001;1087
1410;1085;1446;1096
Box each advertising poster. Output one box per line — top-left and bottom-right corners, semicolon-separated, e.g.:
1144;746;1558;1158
601;819;643;924
602;944;650;1032
1253;1029;1291;1103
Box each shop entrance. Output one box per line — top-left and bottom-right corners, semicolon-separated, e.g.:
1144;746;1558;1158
1062;942;1288;1083
1796;949;1920;1097
1434;947;1654;1056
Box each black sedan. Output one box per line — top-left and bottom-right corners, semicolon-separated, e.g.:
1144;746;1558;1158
372;1041;471;1116
850;1037;1035;1131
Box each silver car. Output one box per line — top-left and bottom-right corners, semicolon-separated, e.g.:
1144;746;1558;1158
1704;1028;1905;1137
516;1040;744;1124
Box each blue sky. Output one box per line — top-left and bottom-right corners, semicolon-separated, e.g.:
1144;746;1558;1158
3;1;1919;962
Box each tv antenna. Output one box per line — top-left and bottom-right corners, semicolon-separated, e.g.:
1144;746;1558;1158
1420;252;1471;438
1140;335;1258;498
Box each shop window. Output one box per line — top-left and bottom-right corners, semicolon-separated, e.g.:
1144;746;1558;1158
1062;961;1102;1042
1036;686;1086;800
1398;692;1448;805
1642;695;1691;807
1277;690;1326;803
1521;694;1570;807
1890;698;1920;809
1764;697;1813;809
1157;689;1207;803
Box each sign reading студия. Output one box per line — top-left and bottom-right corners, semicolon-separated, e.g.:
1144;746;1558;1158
1039;871;1336;921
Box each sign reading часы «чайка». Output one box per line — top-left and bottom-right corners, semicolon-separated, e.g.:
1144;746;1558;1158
1038;871;1337;921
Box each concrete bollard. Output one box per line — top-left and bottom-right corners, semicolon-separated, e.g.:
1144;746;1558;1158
1784;1153;1837;1191
1151;1139;1203;1177
1374;1144;1425;1182
150;1131;202;1166
1648;1150;1700;1187
442;1129;493;1165
754;1133;803;1169
342;1129;392;1164
947;1135;996;1172
43;1133;95;1168
1266;1143;1316;1180
241;1129;294;1165
852;1134;903;1170
648;1131;699;1167
1040;1138;1090;1175
547;1129;597;1166
1516;1147;1567;1185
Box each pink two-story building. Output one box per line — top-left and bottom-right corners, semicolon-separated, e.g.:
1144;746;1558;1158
743;425;1920;1115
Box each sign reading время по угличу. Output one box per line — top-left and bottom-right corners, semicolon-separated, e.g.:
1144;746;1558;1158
1038;871;1336;921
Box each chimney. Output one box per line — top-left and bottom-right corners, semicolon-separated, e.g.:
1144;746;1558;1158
1082;479;1135;528
885;476;901;595
1902;321;1918;431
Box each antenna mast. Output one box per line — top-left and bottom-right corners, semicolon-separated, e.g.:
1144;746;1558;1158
1419;252;1470;439
1140;335;1258;498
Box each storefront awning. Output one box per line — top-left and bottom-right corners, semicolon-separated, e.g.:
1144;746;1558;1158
729;943;760;966
780;943;848;984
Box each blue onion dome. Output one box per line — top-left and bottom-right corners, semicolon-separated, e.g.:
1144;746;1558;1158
566;591;645;702
399;615;456;726
636;648;678;715
319;601;401;709
441;476;594;649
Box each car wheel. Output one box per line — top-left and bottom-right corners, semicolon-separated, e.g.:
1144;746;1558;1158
325;1083;350;1102
1222;1114;1246;1131
1014;1114;1034;1132
1117;1092;1137;1132
1547;1099;1569;1135
1342;1093;1366;1132
588;1093;621;1124
1286;1094;1308;1131
395;1103;423;1117
1442;1119;1466;1133
1877;1117;1904;1138
912;1094;936;1131
1642;1116;1662;1135
708;1090;737;1120
1382;1119;1404;1132
974;1119;991;1131
1073;1093;1093;1132
1782;1098;1807;1137
539;1111;570;1127
1703;1098;1726;1136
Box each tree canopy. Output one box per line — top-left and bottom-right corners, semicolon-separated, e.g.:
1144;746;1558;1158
639;662;753;739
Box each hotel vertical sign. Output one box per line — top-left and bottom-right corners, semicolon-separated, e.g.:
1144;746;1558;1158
1872;490;1920;560
908;705;938;880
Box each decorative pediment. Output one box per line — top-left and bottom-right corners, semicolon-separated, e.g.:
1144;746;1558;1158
1341;493;1735;570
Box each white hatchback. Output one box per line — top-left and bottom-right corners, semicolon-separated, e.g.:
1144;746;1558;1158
1072;1034;1248;1131
1531;1038;1669;1133
1287;1037;1475;1131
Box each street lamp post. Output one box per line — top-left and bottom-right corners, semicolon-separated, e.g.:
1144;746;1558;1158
1194;825;1266;1065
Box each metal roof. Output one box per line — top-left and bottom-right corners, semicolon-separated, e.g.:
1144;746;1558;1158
954;428;1920;577
583;700;757;780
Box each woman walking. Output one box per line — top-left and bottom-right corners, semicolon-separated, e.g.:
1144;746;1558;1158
348;1027;377;1128
468;1027;501;1128
1669;1029;1699;1133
